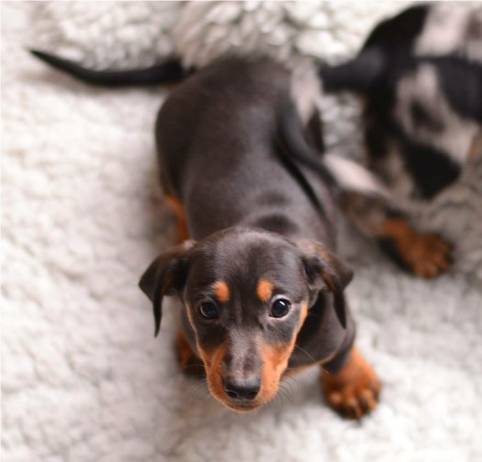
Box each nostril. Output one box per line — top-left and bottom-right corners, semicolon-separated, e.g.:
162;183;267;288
223;378;260;401
223;381;240;399
226;389;239;400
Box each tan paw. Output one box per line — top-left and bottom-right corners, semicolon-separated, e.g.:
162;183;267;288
321;348;381;419
381;218;453;278
408;232;453;278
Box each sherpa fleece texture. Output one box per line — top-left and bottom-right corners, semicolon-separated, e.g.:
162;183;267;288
2;2;482;461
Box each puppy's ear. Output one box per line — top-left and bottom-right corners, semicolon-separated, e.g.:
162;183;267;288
296;240;353;328
139;240;195;337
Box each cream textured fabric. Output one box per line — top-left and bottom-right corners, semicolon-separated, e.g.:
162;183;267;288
2;2;482;461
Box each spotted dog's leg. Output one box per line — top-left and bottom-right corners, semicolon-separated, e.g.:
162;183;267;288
377;215;453;278
321;347;381;419
341;192;453;278
175;331;205;378
165;195;189;244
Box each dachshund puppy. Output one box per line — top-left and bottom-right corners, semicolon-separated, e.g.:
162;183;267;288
316;3;481;277
30;51;380;418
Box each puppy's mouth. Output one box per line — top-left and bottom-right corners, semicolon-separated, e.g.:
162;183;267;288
212;388;271;413
223;400;260;412
197;342;294;412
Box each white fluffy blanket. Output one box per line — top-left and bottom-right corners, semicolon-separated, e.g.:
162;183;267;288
3;2;482;461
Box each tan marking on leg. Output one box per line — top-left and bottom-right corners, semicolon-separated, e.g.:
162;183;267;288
175;330;205;378
256;278;273;302
212;280;230;303
165;195;188;243
175;330;194;369
321;347;381;420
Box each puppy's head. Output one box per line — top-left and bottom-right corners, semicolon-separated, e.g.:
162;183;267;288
139;228;352;411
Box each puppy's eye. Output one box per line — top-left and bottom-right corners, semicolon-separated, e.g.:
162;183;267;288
199;301;219;320
270;298;291;318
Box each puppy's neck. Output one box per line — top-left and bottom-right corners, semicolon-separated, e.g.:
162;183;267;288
246;212;301;238
241;211;332;247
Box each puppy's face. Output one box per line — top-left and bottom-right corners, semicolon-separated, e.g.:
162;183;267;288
183;231;310;411
140;228;352;411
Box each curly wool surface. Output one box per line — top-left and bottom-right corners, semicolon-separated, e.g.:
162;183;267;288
3;2;482;461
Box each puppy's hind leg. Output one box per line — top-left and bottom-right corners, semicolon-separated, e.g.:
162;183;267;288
164;195;189;244
322;154;453;277
340;190;453;278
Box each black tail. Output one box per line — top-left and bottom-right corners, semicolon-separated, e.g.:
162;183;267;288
276;98;336;189
319;48;385;94
30;49;187;87
275;98;338;217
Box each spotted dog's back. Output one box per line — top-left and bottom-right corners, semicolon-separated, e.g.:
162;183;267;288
321;3;482;200
304;3;482;278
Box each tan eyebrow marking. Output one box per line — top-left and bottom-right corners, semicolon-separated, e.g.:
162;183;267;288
256;278;273;302
212;280;230;303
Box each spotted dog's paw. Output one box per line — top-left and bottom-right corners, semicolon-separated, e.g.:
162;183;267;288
379;218;453;278
321;348;381;419
404;231;452;278
175;331;205;378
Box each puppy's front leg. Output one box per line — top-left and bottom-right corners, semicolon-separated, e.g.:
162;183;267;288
175;331;205;378
321;347;380;419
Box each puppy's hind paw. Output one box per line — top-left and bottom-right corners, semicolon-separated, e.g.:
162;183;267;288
321;348;381;419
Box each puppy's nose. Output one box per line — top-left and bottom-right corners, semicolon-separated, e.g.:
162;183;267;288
223;377;260;401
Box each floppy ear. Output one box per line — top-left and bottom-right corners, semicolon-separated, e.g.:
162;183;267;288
296;240;353;329
139;240;195;337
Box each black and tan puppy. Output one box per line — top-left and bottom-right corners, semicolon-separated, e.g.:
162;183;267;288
30;51;380;418
315;3;482;278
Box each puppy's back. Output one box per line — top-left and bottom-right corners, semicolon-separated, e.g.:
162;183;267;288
156;57;291;192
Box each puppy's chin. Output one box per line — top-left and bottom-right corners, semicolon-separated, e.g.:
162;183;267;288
223;401;261;413
210;391;270;413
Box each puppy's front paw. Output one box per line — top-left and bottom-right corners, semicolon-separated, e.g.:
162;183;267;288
379;218;453;278
321;348;380;419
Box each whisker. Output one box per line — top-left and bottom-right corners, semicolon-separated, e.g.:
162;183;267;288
293;344;317;363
